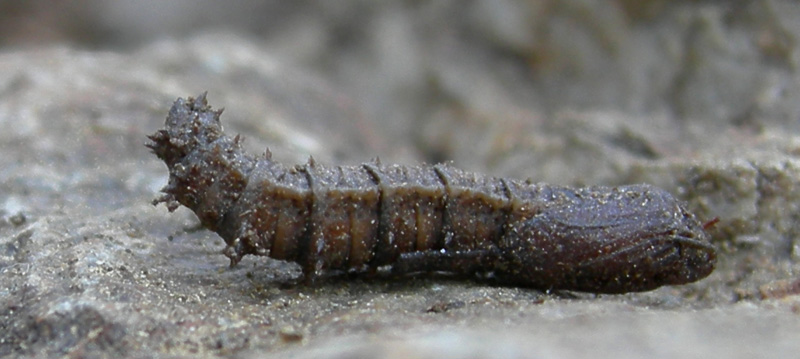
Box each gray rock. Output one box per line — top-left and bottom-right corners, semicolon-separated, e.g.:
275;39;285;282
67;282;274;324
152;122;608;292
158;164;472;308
1;2;799;357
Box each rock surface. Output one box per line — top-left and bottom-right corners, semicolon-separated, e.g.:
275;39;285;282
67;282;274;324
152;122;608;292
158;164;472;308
1;1;799;358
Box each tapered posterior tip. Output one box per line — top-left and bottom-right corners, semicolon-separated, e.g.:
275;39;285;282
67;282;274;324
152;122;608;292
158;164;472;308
496;184;716;293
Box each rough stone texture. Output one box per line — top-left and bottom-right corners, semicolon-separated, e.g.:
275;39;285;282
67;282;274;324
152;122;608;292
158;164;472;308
1;1;799;358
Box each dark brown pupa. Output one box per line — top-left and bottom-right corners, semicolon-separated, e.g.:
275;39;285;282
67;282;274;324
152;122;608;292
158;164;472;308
147;94;716;294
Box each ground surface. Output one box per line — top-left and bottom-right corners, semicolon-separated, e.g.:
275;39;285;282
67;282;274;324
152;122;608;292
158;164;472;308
1;2;799;358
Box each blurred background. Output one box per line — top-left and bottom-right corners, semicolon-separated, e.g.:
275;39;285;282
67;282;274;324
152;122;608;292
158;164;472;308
3;1;797;183
2;2;800;358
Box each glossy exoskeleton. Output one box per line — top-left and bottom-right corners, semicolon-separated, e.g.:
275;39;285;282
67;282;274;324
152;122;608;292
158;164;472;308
148;94;716;293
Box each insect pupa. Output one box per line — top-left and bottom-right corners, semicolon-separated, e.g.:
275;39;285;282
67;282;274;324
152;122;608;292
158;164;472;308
147;94;716;294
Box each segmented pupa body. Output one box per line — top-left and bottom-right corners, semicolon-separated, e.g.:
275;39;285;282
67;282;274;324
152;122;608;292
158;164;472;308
148;94;716;293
